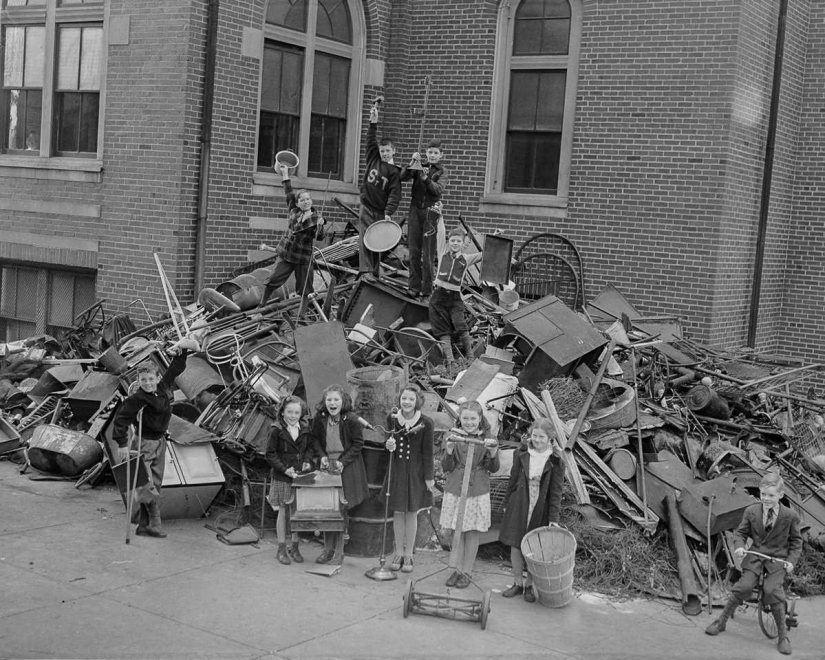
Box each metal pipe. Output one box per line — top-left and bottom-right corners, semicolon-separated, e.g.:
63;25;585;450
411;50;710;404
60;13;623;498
665;493;702;616
747;0;788;347
195;0;220;292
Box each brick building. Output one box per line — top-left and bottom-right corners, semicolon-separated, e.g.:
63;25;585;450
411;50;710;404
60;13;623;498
0;0;820;359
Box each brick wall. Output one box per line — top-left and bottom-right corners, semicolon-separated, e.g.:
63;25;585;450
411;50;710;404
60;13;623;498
1;0;820;360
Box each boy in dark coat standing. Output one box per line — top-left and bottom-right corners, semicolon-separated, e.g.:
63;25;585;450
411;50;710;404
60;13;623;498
112;337;200;538
400;139;447;298
705;472;802;655
358;101;401;277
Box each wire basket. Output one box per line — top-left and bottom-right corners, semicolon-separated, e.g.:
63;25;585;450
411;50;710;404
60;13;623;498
789;417;825;459
490;476;509;522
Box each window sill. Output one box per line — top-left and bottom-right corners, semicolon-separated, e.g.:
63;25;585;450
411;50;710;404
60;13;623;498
252;172;360;205
0;156;103;183
478;193;568;218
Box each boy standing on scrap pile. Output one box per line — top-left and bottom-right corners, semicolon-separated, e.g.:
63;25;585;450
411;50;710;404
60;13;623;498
428;203;481;364
112;337;200;538
358;99;402;277
705;472;802;655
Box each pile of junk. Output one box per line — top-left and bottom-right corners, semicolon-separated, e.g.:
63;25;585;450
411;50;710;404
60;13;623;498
1;225;824;608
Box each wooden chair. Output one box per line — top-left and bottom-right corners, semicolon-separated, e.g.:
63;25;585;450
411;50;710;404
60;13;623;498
512;233;587;310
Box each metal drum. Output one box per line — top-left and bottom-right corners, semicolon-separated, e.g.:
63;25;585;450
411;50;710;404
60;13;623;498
215;273;265;311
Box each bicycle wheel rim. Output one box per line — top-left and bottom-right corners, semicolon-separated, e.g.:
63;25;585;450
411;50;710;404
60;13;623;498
758;604;778;639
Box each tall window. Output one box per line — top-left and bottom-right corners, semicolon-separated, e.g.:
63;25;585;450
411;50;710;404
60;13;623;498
258;0;361;181
488;0;581;199
1;0;104;158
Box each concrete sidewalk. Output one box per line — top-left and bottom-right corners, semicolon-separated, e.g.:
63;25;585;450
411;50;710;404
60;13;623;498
0;460;822;660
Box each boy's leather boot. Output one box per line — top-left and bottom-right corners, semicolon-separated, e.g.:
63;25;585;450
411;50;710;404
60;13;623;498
705;596;741;635
439;339;454;363
458;332;473;358
770;603;792;655
142;501;167;538
135;504;150;535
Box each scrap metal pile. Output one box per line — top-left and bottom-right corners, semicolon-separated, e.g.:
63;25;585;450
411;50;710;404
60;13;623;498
1;230;824;604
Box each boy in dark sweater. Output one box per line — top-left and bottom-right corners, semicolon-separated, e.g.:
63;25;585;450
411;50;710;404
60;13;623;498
400;139;447;299
112;337;199;538
358;102;401;276
261;162;327;304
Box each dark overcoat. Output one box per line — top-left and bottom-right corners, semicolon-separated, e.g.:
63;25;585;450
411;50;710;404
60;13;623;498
498;444;564;548
265;420;313;484
380;412;434;512
310;411;369;510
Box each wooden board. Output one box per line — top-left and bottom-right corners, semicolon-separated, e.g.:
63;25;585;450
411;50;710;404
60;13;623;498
294;321;354;409
446;359;500;404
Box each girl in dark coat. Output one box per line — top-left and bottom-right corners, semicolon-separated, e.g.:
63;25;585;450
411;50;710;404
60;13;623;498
265;396;313;565
310;384;369;564
499;419;565;603
382;385;435;574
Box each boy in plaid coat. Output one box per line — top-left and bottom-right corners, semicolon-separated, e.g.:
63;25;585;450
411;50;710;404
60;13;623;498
262;162;327;304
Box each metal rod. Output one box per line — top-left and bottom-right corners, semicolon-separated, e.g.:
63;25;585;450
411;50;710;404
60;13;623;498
630;348;649;521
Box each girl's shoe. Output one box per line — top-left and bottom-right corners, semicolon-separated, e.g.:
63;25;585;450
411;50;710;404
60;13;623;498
502;583;524;598
445;571;460;587
276;544;291;565
524;586;536;603
389;556;403;572
455;573;471;589
290;542;304;563
401;556;414;573
315;548;335;564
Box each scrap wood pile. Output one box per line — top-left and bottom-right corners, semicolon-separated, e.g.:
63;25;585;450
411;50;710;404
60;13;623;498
0;231;824;604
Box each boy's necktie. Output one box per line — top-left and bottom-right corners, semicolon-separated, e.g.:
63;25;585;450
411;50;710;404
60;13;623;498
765;507;776;532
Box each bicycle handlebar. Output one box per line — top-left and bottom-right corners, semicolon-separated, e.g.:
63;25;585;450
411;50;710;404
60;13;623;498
741;549;793;570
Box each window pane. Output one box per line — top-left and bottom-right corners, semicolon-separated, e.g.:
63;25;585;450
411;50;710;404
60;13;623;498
79;27;102;91
266;0;307;32
3;89;42;151
3;27;24;87
257;110;299;168
24;26;45;87
312;52;349;117
15;268;38;321
508;71;539;131
58;27;81;90
78;92;99;151
317;0;352;44
536;71;565;131
56;92;81;152
311;54;330;114
309;114;343;178
73;274;96;318
261;44;304;115
514;0;570;55
505;131;560;193
0;268;16;316
49;271;75;327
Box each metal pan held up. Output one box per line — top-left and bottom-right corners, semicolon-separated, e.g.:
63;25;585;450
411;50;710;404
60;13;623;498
274;150;299;170
363;219;402;253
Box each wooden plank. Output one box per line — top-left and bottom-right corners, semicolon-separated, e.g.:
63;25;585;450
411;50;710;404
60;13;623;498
294;321;354;409
541;390;590;505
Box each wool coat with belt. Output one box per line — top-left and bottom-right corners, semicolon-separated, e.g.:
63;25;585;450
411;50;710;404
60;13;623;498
498;444;564;548
265;420;313;484
310;411;369;510
733;502;803;573
379;412;434;512
440;433;500;498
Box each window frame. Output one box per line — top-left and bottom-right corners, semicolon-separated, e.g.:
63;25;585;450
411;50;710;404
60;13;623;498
484;0;582;209
255;0;365;188
0;0;106;171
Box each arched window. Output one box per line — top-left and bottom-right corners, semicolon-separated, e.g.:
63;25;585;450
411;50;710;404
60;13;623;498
487;0;581;202
258;0;364;182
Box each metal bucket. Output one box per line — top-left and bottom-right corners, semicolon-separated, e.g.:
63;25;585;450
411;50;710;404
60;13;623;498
498;289;520;311
28;424;103;476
